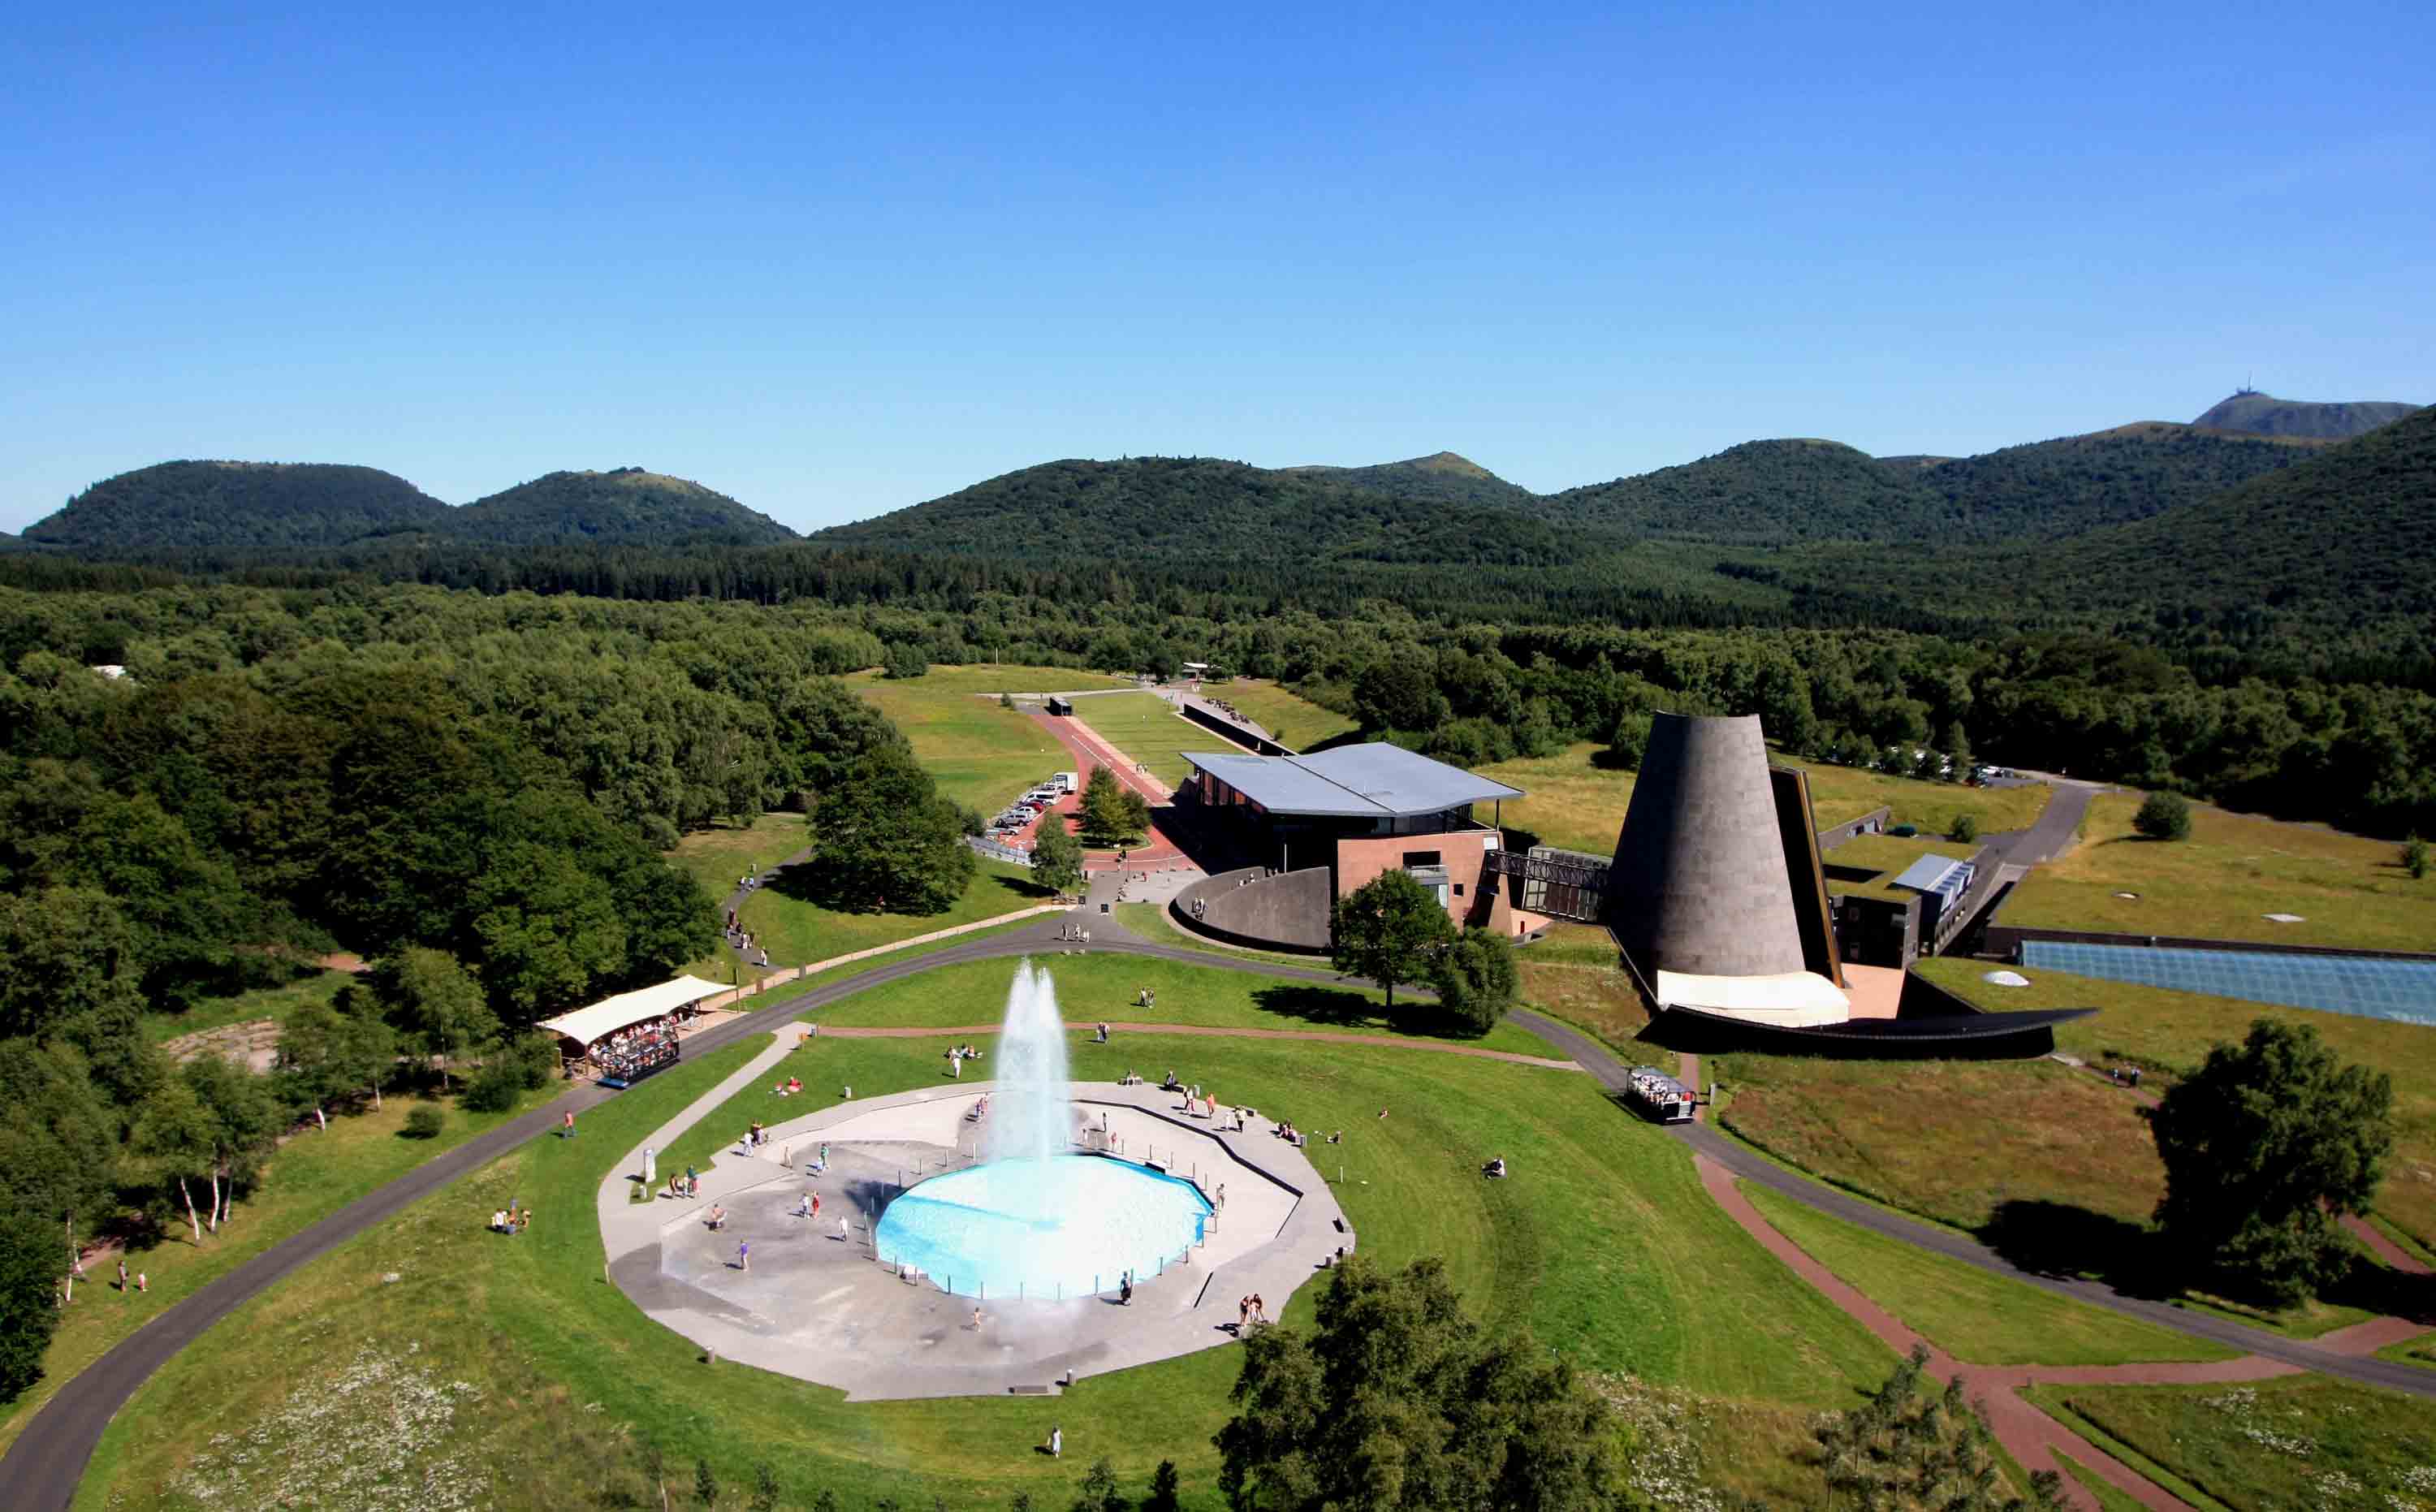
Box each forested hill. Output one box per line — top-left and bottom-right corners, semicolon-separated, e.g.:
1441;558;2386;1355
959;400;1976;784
455;468;797;546
2052;402;2436;620
2192;391;2421;440
1911;422;2324;537
1279;451;1540;511
814;456;1596;566
1535;439;1946;542
22;461;453;554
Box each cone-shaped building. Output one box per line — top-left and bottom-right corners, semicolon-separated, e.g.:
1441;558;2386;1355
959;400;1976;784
1610;714;1808;976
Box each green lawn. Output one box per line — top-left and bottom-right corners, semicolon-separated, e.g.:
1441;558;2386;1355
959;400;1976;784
845;663;1130;817
665;810;809;896
1739;1183;2236;1366
81;1016;1896;1510
2;1079;562;1461
1112;901;1332;971
810;951;1565;1060
2051;1449;2155;1512
1475;742;2050;860
2027;1376;2436;1511
1195;679;1358;753
141;966;354;1045
736;858;1053;970
1823;832;1980;899
1068;691;1216;788
1916;957;2436;1251
1998;791;2436;949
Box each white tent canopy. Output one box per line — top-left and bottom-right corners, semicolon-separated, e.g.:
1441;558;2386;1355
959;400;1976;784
536;975;727;1051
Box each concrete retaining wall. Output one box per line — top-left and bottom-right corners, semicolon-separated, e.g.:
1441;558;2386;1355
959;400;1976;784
1816;805;1894;849
1172;866;1334;953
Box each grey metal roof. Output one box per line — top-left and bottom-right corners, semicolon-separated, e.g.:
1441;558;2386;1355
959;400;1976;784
1888;854;1971;895
1181;742;1525;819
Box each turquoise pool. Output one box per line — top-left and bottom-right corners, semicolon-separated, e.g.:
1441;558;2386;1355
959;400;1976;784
872;1154;1212;1300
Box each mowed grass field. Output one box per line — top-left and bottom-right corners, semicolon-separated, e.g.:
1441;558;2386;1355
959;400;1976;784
1;1081;561;1461
2027;1376;2436;1512
812;952;1567;1060
1998;791;2436;949
1475;743;2052;859
1739;1182;2235;1365
1198;679;1358;752
1916;957;2436;1251
844;663;1130;816
82;1005;1897;1510
1067;691;1217;787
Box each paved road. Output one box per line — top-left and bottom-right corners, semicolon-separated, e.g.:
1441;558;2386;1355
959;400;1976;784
11;917;2426;1512
1513;1008;2436;1399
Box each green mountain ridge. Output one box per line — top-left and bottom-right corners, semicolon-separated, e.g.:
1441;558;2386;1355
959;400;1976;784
452;468;797;547
2192;391;2421;441
1535;438;1946;542
1279;451;1540;510
23;460;455;555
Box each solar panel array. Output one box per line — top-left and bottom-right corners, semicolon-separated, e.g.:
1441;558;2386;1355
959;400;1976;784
2022;941;2436;1028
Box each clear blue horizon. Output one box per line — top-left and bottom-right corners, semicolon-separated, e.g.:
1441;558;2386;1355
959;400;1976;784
4;2;2430;534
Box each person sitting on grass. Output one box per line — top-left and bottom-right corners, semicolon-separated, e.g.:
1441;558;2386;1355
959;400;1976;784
1484;1157;1508;1179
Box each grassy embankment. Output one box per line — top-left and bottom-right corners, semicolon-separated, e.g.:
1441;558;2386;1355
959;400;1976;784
813;952;1566;1061
1998;791;2436;950
1917;957;2436;1253
1738;1184;2235;1366
1475;742;2053;858
1199;678;1359;752
83;1010;1895;1510
1111;901;1331;972
0;1079;561;1460
2024;1376;2436;1511
845;663;1131;817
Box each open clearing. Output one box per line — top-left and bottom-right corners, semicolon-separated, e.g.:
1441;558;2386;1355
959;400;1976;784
1998;792;2436;949
1069;690;1220;787
1917;957;2436;1251
82;1001;1896;1510
1476;742;2050;859
844;663;1130;816
140;966;353;1046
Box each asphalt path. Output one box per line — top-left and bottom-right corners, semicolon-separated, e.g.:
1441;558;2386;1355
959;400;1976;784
10;914;2427;1511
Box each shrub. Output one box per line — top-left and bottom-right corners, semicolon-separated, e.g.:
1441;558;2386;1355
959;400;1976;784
510;1030;562;1090
2133;791;2192;840
1950;813;1979;845
402;1106;445;1139
2405;834;2430;880
460;1060;521;1113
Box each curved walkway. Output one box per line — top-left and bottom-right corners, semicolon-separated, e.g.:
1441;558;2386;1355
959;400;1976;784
7;916;2428;1512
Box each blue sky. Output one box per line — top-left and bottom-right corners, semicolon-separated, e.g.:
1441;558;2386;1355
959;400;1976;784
3;1;2429;531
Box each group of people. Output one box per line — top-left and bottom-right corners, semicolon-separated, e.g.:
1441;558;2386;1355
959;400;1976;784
488;1201;533;1235
771;1076;804;1097
1234;1293;1268;1329
1056;922;1092;944
590;1013;691;1082
1187;896;1209;920
945;1043;983;1078
665;1166;701;1199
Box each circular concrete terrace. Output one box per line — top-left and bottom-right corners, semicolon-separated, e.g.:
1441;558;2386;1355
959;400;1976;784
598;1061;1352;1401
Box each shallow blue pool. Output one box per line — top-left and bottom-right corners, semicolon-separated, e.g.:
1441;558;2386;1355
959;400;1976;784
2021;941;2436;1027
872;1154;1212;1300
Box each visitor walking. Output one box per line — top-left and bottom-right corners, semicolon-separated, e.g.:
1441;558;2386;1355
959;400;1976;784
563;1110;577;1138
736;1241;750;1272
1237;1296;1249;1328
1050;1425;1062;1459
837;1216;851;1242
1120;1274;1134;1306
117;1259;127;1294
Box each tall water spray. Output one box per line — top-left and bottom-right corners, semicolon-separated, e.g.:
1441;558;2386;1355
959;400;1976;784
985;959;1072;1167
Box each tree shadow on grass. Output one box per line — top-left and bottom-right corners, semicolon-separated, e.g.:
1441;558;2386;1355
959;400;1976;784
1249;983;1466;1040
1980;1199;2177;1299
762;862;971;919
990;870;1056;902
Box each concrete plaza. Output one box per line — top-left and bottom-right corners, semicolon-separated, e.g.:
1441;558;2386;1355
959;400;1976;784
598;1032;1354;1400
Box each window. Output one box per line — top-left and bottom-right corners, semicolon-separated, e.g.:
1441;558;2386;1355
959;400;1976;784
1402;849;1444;869
1453;883;1466;897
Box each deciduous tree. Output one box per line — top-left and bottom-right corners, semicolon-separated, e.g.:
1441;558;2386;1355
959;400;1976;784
1331;870;1454;1011
802;750;976;914
1429;928;1518;1037
2149;1017;2395;1304
1030;819;1085;898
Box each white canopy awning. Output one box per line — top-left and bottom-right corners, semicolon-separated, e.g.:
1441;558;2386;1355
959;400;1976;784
1655;970;1851;1028
536;975;727;1049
